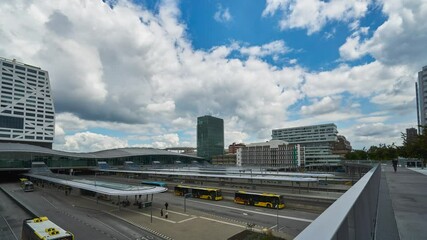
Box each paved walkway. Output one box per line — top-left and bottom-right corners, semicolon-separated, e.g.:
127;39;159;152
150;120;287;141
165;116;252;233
377;164;427;240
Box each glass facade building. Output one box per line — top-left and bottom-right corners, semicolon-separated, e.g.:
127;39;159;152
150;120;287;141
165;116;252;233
0;57;55;148
197;115;224;161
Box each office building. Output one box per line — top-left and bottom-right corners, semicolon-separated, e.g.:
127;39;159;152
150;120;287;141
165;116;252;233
417;66;427;131
0;57;55;148
406;128;418;143
197;115;224;160
236;140;304;168
228;142;245;154
272;123;342;166
212;154;237;166
332;135;352;158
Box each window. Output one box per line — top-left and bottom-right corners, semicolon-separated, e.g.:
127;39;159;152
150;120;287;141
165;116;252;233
0;115;24;129
15;65;25;71
3;62;13;67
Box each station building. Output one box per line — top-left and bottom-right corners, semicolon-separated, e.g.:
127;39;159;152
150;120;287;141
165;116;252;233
0;143;205;171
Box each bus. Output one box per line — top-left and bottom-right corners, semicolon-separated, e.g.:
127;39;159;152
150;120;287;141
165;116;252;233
141;181;167;187
21;216;74;240
19;178;34;192
174;185;223;201
234;191;285;209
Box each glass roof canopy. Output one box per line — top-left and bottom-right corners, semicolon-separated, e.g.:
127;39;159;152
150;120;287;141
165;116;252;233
24;173;168;196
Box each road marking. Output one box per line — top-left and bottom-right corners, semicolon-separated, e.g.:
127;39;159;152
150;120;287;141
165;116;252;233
177;216;198;223
165;210;189;216
111;208;176;223
187;199;314;223
269;224;277;230
199;216;246;228
41;195;57;209
90;215;133;240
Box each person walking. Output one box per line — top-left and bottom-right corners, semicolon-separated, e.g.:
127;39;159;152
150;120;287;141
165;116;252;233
165;211;168;219
160;208;164;217
165;202;169;210
392;159;398;172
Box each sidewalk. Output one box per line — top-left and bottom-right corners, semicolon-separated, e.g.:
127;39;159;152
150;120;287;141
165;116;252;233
378;164;427;239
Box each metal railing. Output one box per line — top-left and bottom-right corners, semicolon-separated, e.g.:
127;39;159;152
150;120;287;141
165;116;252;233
296;164;381;240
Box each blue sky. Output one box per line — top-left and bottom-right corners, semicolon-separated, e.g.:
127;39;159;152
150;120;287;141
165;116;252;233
1;0;426;152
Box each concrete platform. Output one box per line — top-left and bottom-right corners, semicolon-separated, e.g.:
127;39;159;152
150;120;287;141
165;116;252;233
377;164;427;240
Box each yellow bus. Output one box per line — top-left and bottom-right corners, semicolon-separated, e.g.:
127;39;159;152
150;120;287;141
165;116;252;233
174;185;223;201
19;178;34;192
22;216;74;240
234;191;285;209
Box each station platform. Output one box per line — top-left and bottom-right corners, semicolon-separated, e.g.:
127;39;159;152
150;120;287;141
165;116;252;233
376;164;427;240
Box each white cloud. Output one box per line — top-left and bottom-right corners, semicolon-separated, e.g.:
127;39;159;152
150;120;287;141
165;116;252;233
60;132;128;152
300;96;341;116
0;0;420;152
240;40;288;58
339;0;427;70
214;5;232;23
262;0;371;34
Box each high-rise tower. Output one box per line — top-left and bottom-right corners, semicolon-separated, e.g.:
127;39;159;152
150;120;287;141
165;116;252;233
0;57;55;148
197;115;224;161
417;66;427;132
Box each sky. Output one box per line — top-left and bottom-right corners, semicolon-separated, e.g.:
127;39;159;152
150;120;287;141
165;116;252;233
0;0;426;152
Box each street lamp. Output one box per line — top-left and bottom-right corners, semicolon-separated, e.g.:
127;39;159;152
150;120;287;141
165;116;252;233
276;203;279;232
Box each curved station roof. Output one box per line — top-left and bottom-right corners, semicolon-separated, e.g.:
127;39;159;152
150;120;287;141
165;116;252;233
25;173;167;196
0;143;201;159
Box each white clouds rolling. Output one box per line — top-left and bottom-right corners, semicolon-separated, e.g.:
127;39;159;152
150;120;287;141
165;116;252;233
0;0;423;151
263;0;371;34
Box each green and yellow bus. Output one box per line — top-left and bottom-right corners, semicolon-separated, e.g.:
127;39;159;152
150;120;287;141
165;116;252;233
19;178;34;192
234;191;285;209
22;216;74;240
174;185;223;201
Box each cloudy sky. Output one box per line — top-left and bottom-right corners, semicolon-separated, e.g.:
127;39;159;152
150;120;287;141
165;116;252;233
0;0;425;152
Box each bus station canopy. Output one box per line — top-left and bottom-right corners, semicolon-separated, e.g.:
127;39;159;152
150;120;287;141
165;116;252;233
24;173;167;196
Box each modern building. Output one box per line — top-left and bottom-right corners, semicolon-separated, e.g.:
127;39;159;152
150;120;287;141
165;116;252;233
211;153;237;166
417;65;427;132
236;140;304;169
197;115;224;161
332;135;352;158
406;128;418;143
228;142;245;154
0;57;55;148
0;143;205;170
272;123;342;166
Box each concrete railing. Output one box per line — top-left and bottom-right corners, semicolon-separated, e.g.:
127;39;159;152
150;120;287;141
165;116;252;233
296;164;381;240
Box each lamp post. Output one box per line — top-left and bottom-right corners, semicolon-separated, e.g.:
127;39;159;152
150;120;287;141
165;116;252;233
276;202;279;232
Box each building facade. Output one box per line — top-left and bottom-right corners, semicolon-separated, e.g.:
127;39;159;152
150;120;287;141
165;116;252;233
406;128;418;143
228;142;245;154
212;154;237;165
272;123;342;166
332;135;352;158
197;115;224;160
417;66;427;131
0;58;55;148
236;140;304;169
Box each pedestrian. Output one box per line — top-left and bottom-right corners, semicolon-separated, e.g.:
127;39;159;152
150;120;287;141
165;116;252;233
392;159;398;172
165;211;168;219
165;202;169;210
160;208;163;217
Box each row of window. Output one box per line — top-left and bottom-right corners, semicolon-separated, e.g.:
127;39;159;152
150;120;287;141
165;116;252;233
2;62;45;75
